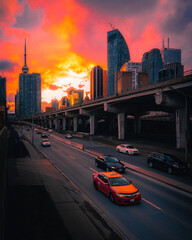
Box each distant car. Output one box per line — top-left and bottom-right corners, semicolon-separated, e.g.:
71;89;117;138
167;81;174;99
95;155;126;173
41;132;48;138
65;134;72;139
147;152;189;174
41;139;51;147
36;130;41;134
45;128;48;131
48;129;53;133
116;144;139;155
93;171;141;205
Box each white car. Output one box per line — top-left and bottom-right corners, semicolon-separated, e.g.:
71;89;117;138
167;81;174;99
48;129;53;133
41;139;51;147
116;144;139;155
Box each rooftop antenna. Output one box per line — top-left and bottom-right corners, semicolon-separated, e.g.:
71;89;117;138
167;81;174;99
162;37;164;49
109;22;115;30
24;38;27;66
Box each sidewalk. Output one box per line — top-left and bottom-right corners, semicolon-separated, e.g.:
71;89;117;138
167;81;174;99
6;139;125;240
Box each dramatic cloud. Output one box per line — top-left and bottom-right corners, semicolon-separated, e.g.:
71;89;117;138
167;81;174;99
161;0;192;34
0;59;18;72
160;0;192;68
77;0;159;16
13;3;44;30
7;93;15;102
49;84;62;91
0;0;191;111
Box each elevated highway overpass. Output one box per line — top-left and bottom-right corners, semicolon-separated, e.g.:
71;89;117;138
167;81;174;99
19;73;192;150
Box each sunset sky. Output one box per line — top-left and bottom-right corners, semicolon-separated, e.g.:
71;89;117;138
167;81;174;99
0;0;192;112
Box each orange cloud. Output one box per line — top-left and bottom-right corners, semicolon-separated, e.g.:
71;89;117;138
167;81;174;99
0;0;191;114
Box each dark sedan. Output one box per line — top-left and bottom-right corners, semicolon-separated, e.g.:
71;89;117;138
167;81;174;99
95;155;126;173
147;152;189;174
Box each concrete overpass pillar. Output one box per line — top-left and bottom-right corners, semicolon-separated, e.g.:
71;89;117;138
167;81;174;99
73;117;77;132
90;115;95;135
134;116;141;134
118;113;125;140
54;119;58;130
49;119;52;129
176;108;187;149
63;118;66;131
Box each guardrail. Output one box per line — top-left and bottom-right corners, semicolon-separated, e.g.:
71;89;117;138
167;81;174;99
51;135;84;150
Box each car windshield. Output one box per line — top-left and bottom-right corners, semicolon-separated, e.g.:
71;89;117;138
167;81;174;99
109;177;130;186
125;145;134;149
105;157;119;163
42;139;49;142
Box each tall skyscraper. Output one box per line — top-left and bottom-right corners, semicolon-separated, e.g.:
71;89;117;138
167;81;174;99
159;62;184;82
121;62;142;89
19;39;41;117
0;76;6;106
90;66;107;100
67;88;84;106
51;98;59;110
107;29;130;96
142;48;163;85
15;90;19;116
161;38;181;65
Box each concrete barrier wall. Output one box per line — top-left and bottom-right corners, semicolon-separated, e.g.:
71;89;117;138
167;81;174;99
0;127;8;240
51;135;84;150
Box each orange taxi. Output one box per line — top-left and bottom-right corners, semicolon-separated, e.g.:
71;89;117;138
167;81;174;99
93;171;141;205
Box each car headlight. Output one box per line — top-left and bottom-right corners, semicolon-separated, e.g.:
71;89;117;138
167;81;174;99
111;167;115;169
116;193;124;197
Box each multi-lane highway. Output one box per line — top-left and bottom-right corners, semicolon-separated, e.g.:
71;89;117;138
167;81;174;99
23;128;192;240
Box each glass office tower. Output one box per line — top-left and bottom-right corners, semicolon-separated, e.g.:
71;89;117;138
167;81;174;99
107;29;130;96
142;48;163;85
19;39;41;117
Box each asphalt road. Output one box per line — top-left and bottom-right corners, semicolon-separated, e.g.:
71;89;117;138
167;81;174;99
24;129;192;240
52;131;192;186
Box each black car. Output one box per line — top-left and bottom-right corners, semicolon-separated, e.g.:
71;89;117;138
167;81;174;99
95;155;126;173
41;133;48;138
147;152;189;174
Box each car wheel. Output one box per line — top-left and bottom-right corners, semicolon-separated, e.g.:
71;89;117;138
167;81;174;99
168;167;173;174
149;162;153;168
117;148;120;153
95;161;98;167
109;193;115;203
126;151;129;155
94;181;98;190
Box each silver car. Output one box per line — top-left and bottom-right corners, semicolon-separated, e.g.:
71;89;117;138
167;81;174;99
116;144;139;155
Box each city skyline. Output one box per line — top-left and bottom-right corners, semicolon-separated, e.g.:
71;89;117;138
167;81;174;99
0;0;192;112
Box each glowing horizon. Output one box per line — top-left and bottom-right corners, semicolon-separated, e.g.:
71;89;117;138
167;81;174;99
1;0;191;112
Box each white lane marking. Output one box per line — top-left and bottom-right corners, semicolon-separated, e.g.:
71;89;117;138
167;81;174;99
90;168;97;173
69;155;75;160
142;197;163;211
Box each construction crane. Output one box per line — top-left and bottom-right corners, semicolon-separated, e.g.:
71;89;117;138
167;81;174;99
109;22;115;30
